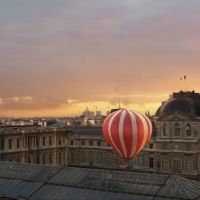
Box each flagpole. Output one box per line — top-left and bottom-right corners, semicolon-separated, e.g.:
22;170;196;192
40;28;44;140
184;75;187;91
180;75;187;92
180;76;182;91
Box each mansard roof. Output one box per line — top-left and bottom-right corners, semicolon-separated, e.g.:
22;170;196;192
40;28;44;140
156;91;200;118
0;161;199;200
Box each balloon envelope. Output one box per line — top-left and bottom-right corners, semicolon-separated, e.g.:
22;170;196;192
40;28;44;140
102;109;152;163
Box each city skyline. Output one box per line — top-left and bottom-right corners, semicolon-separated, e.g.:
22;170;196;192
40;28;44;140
1;0;200;117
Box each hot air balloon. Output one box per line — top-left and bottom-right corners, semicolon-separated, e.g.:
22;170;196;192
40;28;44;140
102;109;152;165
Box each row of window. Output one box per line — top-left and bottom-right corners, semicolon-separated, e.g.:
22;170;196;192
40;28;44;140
70;149;194;172
1;137;102;151
162;159;193;171
163;123;192;137
69;140;102;147
0;136;56;151
2;151;66;165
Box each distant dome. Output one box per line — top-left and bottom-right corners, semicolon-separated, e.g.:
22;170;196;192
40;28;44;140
155;91;200;117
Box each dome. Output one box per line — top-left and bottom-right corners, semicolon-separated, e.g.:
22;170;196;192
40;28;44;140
155;91;200;117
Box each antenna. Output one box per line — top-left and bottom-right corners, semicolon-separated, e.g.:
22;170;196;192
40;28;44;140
95;106;97;115
184;74;187;91
119;97;121;109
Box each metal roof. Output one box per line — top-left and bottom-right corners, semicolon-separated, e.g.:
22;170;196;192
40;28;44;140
48;167;167;196
70;128;103;137
0;161;60;182
0;178;42;199
0;161;199;200
30;184;151;200
155;91;200;117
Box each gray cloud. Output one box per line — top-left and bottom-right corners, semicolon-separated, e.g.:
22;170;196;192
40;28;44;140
0;96;69;111
0;0;200;115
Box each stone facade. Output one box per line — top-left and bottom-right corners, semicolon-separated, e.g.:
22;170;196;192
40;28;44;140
0;91;200;180
0;126;69;165
0;124;200;179
153;113;200;179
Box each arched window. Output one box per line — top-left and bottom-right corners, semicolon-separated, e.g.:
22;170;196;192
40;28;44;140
174;123;180;136
163;123;167;136
186;123;192;136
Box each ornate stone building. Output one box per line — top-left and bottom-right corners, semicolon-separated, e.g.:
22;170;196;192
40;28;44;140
0;126;70;165
0;91;200;180
153;91;200;179
67;91;200;179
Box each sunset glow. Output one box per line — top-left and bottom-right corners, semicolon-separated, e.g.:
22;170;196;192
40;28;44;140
0;0;200;117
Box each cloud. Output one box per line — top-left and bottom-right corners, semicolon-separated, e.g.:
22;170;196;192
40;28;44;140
104;93;168;104
0;0;200;116
0;94;163;117
0;96;70;112
13;96;33;103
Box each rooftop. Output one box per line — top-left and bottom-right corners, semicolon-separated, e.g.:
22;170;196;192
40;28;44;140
0;161;199;200
156;91;200;117
70;127;103;137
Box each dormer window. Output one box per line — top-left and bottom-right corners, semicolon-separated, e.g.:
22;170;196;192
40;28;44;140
186;123;192;136
174;123;180;136
163;123;167;136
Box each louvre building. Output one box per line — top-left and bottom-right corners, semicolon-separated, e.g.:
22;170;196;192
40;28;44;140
0;91;200;181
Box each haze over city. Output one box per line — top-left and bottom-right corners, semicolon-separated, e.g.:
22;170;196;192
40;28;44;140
0;0;200;116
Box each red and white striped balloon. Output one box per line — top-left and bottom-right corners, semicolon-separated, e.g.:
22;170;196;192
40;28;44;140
102;109;152;163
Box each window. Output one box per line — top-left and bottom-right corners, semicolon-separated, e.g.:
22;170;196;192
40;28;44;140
173;159;181;173
36;155;40;164
16;156;20;162
185;144;191;151
97;141;101;146
163;159;169;170
36;137;39;148
43;155;45;164
149;143;154;149
186;160;193;171
81;140;85;146
70;152;75;163
99;152;103;163
138;157;143;167
27;156;31;163
70;140;74;145
186;124;192;136
28;137;32;148
149;157;154;168
43;137;46;147
8;139;12;150
174;123;181;136
59;137;62;145
49;137;52;146
17;139;20;149
89;141;93;146
59;152;62;164
96;152;101;163
81;152;85;162
49;153;52;164
1;139;5;151
163;123;167;136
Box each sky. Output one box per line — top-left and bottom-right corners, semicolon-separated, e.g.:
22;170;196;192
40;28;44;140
0;0;200;117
